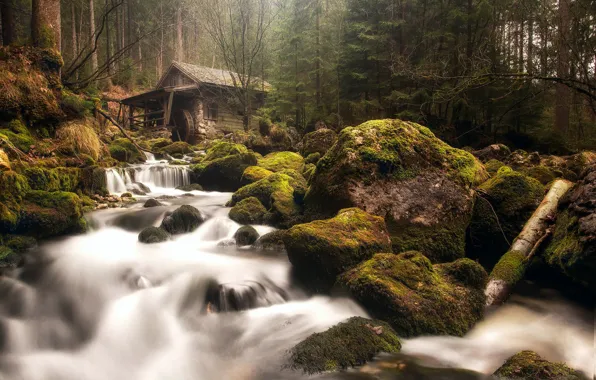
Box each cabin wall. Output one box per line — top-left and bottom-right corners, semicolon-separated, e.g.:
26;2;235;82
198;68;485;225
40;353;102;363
160;68;194;88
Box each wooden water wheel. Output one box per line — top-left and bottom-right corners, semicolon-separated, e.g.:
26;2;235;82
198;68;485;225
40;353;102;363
171;108;194;142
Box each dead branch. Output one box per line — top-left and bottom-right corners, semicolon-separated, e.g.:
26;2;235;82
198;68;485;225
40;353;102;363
95;107;157;155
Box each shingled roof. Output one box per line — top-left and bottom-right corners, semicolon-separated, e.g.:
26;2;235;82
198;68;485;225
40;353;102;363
156;61;271;91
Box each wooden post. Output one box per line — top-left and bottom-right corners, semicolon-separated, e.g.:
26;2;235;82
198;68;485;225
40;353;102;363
164;92;174;127
128;105;134;128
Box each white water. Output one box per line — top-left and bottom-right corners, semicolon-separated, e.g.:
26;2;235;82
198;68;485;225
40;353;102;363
105;158;191;196
1;158;593;380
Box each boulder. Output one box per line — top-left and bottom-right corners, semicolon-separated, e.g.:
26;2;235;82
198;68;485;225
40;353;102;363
234;225;260;246
301;129;337;156
143;198;163;208
305;119;488;263
337;251;487;337
286;316;401;374
284;208;392;292
485;159;505;176
494;351;587;380
253;230;286;251
467;167;544;270
258;151;305;172
544;164;596;293
159;141;193;156
108;138;143;163
522;165;562;185
304;152;321;165
191;152;258;192
473;144;511;162
230;172;306;228
160;205;204;235
138;226;170;244
228;197;268;225
0;171;30;231
302;163;316;182
203;141;248;161
240;166;273;186
176;183;203;191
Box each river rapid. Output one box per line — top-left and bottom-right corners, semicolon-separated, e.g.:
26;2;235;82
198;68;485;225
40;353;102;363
0;158;593;380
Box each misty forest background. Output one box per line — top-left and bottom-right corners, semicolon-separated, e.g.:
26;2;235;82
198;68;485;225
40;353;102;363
2;0;596;152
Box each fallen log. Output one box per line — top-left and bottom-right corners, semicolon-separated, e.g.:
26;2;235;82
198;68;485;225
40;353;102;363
485;179;573;306
95;107;157;155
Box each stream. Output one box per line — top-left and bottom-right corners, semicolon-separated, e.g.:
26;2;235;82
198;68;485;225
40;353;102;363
0;158;593;380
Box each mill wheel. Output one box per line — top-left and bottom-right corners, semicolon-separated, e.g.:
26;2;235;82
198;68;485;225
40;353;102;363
171;108;194;142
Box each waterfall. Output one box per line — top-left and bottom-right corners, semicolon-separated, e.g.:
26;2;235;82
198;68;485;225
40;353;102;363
143;152;156;162
105;164;191;195
105;168;130;194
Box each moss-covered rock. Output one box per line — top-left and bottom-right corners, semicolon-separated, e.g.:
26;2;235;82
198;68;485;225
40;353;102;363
523;165;561;185
230;172;306;228
176;183;203;191
0;170;30;231
253;230;286;251
143;198;163;208
22;166;81;192
544;165;596;293
228;197;268;225
240;166;273;186
286;316;401;374
109;138;143;163
149;138;172;151
0;120;36;153
160;205;204;235
337;251;487;337
305;119;487;263
203;141;248;161
159;141;193;156
234;225;259;246
80;166;107;195
284;208;392;292
473;144;511;162
17;190;87;238
467;169;544;270
301;129;337;157
304;152;321;165
302;163;316;182
485;159;505;176
494;351;587;379
191;152;258;192
138;226;170;244
258;151;305;173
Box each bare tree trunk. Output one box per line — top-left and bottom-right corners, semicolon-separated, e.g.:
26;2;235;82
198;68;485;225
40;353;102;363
555;0;570;135
176;8;184;61
527;13;533;74
31;0;61;51
71;3;78;61
105;0;112;87
485;179;573;306
90;0;99;73
315;0;321;110
1;0;15;45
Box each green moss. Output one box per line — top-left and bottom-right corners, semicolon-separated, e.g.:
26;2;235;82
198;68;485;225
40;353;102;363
8;119;28;134
240;166;273;186
283;208;392;291
287;316;401;374
2;234;36;252
338;252;487;337
494;351;587;379
485;159;505;176
22;166;81;192
489;250;526;286
0;127;35;153
60;90;94;118
229;197;268;225
0;170;30;230
159;141;193;155
203;141;248;161
234;225;260;246
258;151;305;173
302;163;316;182
305;152;321;165
523;165;561;185
191;152;258;192
301;129;337;157
149;138;172;151
0;245;18;267
254;230;287;251
109;138;143;163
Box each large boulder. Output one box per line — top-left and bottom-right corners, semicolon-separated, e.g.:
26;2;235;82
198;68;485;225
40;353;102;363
253;230;286;251
230;172;306;228
301;128;337;157
109;138;143;163
544;164;596;293
228;197;268;225
202;141;248;161
473;144;511;162
337;251;487;337
159;141;193;156
258;151;305;173
191;152;258;192
138;226;170;244
234;225;259;246
286;316;401;374
283;208;392;292
305;119;487;263
160;205;204;235
467;167;544;270
240;166;273;186
494;351;587;380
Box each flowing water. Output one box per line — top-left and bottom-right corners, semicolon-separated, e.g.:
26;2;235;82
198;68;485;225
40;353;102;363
0;158;593;380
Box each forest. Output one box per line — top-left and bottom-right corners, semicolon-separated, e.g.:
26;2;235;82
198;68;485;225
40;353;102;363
0;0;595;379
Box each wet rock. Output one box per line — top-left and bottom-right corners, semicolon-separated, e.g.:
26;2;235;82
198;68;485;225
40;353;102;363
160;205;204;235
337;252;487;337
203;141;248;161
305;119;487;263
240;166;273;186
121;192;133;198
301;129;337;157
494;351;587;379
96;203;108;210
133;182;151;193
216;238;236;247
257;151;305;173
143;198;163;208
159;141;193;155
473;144;512;162
138;226;170;244
181;193;195;197
108;138;143;163
286;316;401;374
544;164;596;293
131;188;146;196
284;208;392;292
229;197;268;225
467;167;544;270
191;152;258;192
522;165;562;185
253;230;286;251
234;225;259;246
176;183;203;191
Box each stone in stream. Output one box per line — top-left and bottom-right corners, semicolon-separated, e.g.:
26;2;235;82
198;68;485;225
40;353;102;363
337;251;487;338
228;197;268;225
160;205;204;235
253;230;286;251
138;226;170;244
234;226;259;246
304;119;488;263
176;183;203;191
286;316;401;374
283;208;392;292
143;198;163;208
493;351;588;379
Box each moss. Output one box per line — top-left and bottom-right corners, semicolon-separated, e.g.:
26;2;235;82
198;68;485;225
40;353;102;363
338;252;487;337
8;119;28;134
287;316;401;374
240;166;273;186
109;138;143;163
305;152;321;165
230;172;305;228
22;166;81;192
138;226;170;244
60;90;94;118
229;197;268;225
0;245;18;267
159;141;193;155
80;166;107;195
0;125;36;153
149;138;172;151
485;159;505;176
191;152;258;192
523;165;561;185
254;230;287;251
494;351;587;379
2;234;36;253
283;208;392;292
160;205;204;235
203;141;248;161
258;151;305;173
55;119;102;161
234;225;260;246
302;163;316;182
301;129;337;157
489;250;526;286
0;148;10;171
467;169;544;270
0;170;30;230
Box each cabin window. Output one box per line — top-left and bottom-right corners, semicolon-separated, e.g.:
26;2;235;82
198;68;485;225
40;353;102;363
205;102;218;121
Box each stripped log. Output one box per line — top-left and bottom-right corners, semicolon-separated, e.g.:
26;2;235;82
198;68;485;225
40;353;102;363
485;179;573;306
95;107;157;155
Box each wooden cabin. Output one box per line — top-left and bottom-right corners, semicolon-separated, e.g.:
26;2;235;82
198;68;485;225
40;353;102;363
119;61;270;143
